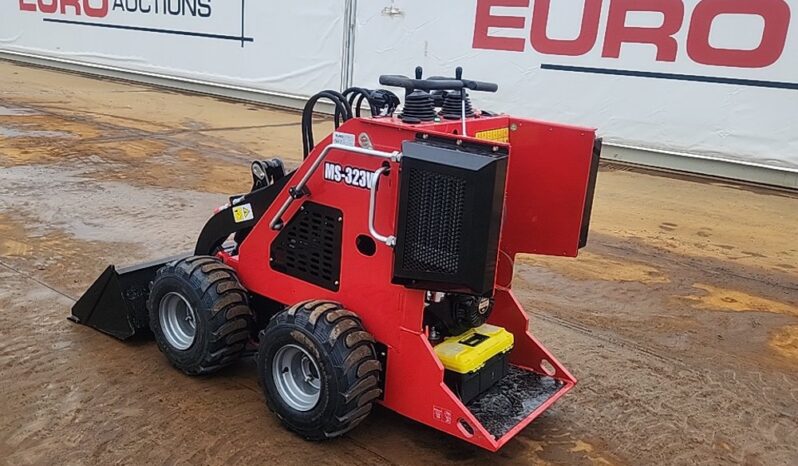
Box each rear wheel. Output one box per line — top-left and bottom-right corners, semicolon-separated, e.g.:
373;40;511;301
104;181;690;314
148;256;254;375
258;300;382;440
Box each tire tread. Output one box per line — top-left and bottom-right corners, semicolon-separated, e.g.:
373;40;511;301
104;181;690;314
258;301;382;440
148;255;254;375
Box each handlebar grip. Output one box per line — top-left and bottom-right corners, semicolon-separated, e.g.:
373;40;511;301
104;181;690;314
424;79;469;90
380;70;498;92
379;75;413;88
462;80;499;93
379;75;469;91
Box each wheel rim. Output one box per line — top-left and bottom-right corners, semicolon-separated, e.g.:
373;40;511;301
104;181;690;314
159;292;197;351
272;344;321;411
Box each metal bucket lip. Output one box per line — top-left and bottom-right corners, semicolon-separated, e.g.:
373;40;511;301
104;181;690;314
70;254;192;340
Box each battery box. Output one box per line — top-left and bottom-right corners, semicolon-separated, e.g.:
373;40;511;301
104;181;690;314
434;324;514;404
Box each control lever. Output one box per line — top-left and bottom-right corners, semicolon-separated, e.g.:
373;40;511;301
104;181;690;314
379;66;498;94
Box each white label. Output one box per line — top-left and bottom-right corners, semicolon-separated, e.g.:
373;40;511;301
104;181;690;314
333;131;356;147
324;163;375;189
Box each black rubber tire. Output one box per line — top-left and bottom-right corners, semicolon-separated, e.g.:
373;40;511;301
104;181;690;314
257;300;382;440
147;256;254;375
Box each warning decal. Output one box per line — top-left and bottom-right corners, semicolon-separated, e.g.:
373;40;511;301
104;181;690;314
475;128;510;144
232;203;254;223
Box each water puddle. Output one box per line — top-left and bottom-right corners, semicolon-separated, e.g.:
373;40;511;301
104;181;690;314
0;106;39;116
769;325;798;362
0;125;74;139
520;251;670;285
0;165;222;248
683;283;797;317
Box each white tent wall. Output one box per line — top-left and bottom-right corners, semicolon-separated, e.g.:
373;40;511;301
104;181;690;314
0;1;348;103
351;1;798;184
1;0;797;188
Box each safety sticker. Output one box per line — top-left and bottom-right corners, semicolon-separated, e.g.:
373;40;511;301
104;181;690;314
333;131;356;147
232;203;254;223
475;127;510;144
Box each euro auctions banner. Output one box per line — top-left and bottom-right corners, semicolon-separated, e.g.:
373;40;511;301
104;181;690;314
1;1;797;172
354;0;798;170
0;1;346;97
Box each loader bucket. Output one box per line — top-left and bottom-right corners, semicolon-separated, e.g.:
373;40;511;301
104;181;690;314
70;255;189;340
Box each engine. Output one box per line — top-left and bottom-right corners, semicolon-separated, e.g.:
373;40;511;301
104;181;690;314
424;292;495;339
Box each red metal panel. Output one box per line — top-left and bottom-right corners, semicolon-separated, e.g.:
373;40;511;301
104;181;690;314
501;118;597;259
224;116;583;451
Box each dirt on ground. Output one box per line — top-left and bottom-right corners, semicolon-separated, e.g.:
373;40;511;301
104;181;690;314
0;61;796;466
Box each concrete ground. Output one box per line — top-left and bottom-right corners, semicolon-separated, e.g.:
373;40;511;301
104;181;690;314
0;61;796;466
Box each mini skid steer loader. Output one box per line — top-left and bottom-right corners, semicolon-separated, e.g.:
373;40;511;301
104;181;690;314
71;67;601;451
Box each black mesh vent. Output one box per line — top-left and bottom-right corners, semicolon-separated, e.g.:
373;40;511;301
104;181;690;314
394;140;509;296
270;202;342;291
401;168;467;275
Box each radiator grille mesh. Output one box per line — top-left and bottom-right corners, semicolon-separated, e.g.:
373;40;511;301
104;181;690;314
401;168;466;275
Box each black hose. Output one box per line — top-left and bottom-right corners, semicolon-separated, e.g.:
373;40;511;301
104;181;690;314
302;90;352;159
343;87;401;118
343;87;377;118
371;89;401;116
302;87;402;159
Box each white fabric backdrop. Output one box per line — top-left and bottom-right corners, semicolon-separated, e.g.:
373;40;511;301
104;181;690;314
1;0;796;170
0;1;346;97
353;0;798;170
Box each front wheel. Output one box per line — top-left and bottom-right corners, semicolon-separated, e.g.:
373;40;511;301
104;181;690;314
258;300;382;440
148;256;254;375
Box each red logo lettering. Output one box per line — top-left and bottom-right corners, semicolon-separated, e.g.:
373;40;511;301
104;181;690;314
60;0;81;15
19;0;37;12
472;0;792;69
83;0;108;18
19;0;108;17
473;0;529;52
531;0;602;56
37;0;58;14
602;0;685;62
687;0;791;68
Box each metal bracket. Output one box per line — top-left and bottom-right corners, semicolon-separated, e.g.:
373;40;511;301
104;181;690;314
381;5;404;17
369;166;396;247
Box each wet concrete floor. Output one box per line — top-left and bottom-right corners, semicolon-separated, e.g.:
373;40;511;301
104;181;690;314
0;61;796;465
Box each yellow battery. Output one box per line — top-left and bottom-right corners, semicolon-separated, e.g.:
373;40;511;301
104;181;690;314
434;324;514;374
